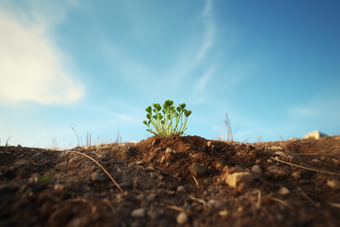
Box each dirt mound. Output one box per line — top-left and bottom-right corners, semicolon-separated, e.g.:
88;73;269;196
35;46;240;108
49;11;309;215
1;135;340;226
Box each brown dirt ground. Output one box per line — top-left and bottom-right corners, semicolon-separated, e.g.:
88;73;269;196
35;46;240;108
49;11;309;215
1;135;340;227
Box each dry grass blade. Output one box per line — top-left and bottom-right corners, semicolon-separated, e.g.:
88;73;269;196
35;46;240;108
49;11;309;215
71;151;124;193
167;205;186;212
103;198;115;213
5;136;11;149
224;113;232;143
271;197;292;208
189;195;207;206
254;190;261;208
192;176;199;187
257;135;262;144
271;157;340;175
300;192;315;205
328;202;340;208
70;126;80;146
277;132;284;141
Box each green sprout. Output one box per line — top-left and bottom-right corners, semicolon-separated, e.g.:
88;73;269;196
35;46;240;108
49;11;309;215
143;100;192;137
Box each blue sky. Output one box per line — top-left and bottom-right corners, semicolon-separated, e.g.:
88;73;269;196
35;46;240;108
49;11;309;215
1;0;339;148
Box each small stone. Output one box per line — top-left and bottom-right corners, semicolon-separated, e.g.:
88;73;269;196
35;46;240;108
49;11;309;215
225;172;254;188
208;199;224;208
293;172;302;180
119;181;132;189
166;190;175;195
177;186;186;193
131;208;145;218
331;159;339;164
327;180;340;189
166;147;173;153
270;146;284;151
278;186;290;195
176;212;188;225
91;172;105;181
190;163;208;177
207;141;212;147
320;157;326;161
267;159;274;164
146;165;156;171
54;184;64;190
136;161;146;165
150;172;158;179
219;210;229;216
251;165;262;174
303;130;327;139
159;169;169;176
312;159;320;163
153;147;162;153
275;151;286;156
255;159;261;165
267;166;290;180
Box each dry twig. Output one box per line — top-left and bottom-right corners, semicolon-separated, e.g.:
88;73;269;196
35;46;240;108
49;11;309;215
271;157;340;175
71;151;124;193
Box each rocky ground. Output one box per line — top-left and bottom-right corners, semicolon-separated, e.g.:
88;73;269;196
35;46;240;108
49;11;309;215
1;135;340;227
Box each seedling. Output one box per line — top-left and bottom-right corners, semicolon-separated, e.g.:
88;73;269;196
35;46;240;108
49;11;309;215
143;100;192;137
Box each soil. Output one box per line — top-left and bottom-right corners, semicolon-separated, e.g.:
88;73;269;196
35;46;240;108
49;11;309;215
1;135;340;227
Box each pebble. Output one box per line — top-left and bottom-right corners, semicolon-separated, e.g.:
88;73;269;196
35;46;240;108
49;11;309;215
190;163;208;177
331;159;339;164
54;184;64;190
293;172;302;180
255;159;261;165
278;186;290;195
208;199;224;208
275;151;286;156
166;147;173;153
176;212;188;225
267;159;274;164
327;180;340;189
150;172;158;179
270;146;284;151
177;186;186;193
207;141;212;147
267;166;290;180
153;147;162;153
219;210;229;216
251;165;262;174
312;159;320;163
146;165;156;171
225;172;254;188
136;161;146;165
131;208;145;218
320;157;326;161
119;181;132;189
91;172;105;181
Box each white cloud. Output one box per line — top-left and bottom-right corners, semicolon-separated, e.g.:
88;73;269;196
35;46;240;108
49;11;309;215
0;2;82;106
194;0;215;63
193;68;215;93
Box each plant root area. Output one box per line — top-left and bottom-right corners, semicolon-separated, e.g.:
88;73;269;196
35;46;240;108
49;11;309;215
1;135;340;227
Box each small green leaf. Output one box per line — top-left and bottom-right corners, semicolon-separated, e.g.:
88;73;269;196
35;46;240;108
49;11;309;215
185;110;192;117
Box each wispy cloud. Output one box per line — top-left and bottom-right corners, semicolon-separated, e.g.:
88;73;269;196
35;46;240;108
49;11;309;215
0;1;82;106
